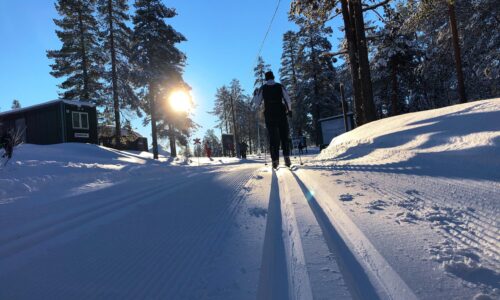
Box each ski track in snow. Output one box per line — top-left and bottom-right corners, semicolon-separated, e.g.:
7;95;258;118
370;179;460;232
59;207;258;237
297;165;500;298
0;163;261;299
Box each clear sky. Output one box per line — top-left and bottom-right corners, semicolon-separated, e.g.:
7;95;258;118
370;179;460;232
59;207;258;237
0;0;344;145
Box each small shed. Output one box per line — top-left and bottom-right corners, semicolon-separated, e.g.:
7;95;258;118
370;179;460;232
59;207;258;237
318;112;355;148
0;99;98;145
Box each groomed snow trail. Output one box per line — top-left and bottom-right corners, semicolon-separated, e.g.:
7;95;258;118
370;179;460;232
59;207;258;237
2;99;498;300
0;162;266;299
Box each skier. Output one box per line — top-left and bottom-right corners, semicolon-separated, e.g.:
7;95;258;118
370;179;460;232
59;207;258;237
240;141;248;159
253;71;292;169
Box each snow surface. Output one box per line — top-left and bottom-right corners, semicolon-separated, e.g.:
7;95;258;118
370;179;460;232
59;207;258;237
0;99;498;299
310;98;500;298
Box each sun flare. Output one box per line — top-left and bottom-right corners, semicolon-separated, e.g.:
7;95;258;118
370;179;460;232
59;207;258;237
168;90;192;113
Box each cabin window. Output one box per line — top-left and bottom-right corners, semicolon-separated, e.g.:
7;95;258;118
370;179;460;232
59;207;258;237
72;112;89;130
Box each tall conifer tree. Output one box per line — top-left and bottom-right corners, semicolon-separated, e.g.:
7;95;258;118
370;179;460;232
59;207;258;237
97;0;139;145
131;0;186;159
253;56;271;88
47;0;103;102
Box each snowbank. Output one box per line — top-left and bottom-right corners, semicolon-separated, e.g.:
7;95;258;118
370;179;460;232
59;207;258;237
316;98;500;180
0;143;250;204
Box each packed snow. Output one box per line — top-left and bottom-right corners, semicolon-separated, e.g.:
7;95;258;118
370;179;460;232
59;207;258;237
0;99;498;299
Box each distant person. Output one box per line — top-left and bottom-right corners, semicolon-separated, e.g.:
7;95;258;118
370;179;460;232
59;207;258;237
298;141;304;155
0;131;13;159
302;136;308;154
204;142;212;159
240;141;248;159
253;71;292;169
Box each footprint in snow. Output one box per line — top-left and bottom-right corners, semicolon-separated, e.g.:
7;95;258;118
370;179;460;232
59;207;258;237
366;199;388;211
248;207;267;218
405;189;421;196
339;194;354;202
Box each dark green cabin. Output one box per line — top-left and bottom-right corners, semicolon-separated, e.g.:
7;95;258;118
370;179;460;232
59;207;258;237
0;99;98;145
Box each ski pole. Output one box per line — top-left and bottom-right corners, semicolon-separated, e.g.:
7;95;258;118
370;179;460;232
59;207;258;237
298;144;303;165
264;148;267;165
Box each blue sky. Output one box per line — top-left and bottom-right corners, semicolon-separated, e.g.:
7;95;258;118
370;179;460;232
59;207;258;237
0;0;345;144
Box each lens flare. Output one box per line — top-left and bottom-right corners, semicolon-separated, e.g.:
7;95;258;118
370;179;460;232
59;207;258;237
169;91;192;113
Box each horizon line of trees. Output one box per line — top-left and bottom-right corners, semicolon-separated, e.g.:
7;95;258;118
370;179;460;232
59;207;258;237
46;0;197;159
272;0;497;145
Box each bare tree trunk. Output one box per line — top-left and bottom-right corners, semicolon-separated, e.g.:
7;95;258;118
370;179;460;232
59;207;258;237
229;95;239;157
77;3;89;100
168;123;177;157
149;84;159;159
248;113;253;154
340;0;364;126
107;0;121;147
390;60;399;116
448;1;467;103
352;0;377;123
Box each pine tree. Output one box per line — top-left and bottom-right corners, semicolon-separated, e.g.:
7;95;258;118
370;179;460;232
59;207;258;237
157;83;197;157
253;56;271;88
460;0;499;99
252;56;270;153
371;2;421;116
280;30;305;136
290;0;386;125
97;0;139;146
291;14;339;145
11;99;21;110
131;0;187;159
47;0;103;102
211;80;253;156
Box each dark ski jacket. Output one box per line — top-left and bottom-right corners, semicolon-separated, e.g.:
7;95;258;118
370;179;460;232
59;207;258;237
253;80;292;122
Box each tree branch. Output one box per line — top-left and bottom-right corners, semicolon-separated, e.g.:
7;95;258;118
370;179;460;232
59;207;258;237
321;51;348;57
362;0;391;11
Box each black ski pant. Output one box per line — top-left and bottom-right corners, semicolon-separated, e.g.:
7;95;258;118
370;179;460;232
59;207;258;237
265;117;290;163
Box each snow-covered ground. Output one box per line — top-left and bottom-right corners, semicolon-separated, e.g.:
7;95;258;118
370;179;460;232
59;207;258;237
0;99;498;299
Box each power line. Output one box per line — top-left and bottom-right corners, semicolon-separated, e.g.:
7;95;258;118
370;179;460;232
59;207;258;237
256;0;282;59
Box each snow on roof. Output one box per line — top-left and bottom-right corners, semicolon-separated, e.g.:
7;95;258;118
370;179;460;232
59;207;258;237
0;99;95;117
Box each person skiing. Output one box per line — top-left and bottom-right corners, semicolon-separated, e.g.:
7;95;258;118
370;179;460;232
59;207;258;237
253;70;292;169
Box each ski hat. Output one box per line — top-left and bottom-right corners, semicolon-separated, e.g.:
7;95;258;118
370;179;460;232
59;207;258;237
265;71;275;81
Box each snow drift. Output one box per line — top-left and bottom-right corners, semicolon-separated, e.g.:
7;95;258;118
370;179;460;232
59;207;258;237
316;98;500;180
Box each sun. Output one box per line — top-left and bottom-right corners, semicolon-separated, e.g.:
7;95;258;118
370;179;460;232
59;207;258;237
169;90;192;113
